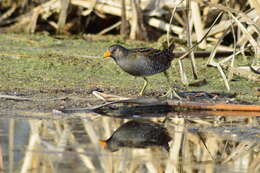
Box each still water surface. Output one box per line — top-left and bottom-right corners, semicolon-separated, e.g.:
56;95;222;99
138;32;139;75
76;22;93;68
1;105;260;173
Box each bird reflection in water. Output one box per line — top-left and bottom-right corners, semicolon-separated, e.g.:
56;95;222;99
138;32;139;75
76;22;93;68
99;120;172;152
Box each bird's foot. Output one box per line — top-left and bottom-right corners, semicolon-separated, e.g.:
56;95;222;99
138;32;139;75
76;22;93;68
162;89;181;100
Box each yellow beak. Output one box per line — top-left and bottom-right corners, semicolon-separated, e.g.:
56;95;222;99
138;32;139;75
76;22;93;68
99;140;108;148
104;50;111;58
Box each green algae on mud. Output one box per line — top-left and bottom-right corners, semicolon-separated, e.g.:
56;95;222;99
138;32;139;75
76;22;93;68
0;33;259;103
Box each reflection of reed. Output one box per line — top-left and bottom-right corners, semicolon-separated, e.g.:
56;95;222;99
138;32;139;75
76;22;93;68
3;110;259;173
0;143;3;172
20;120;41;173
8;119;14;173
165;117;184;173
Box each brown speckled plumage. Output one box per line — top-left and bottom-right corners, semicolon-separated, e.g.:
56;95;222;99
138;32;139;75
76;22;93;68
104;43;177;96
104;43;175;77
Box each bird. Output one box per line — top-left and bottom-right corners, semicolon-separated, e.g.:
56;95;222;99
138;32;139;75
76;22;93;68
103;43;180;98
99;120;172;152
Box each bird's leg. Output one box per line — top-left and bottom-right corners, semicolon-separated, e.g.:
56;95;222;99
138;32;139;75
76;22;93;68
139;77;148;96
162;71;181;99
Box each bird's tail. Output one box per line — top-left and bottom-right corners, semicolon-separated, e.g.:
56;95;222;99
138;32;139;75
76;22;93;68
164;42;175;60
167;42;175;52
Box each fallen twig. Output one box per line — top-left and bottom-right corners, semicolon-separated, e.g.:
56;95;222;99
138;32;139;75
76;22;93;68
92;91;129;101
0;3;17;22
222;64;260;82
0;94;68;101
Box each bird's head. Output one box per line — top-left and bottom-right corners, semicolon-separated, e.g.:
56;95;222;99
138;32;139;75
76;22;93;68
99;139;119;152
103;45;128;61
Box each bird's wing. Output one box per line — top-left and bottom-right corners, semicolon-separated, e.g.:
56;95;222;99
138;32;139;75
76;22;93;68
129;47;161;59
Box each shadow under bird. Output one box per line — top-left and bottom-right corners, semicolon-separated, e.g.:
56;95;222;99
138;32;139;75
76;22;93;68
103;43;180;98
99;120;172;152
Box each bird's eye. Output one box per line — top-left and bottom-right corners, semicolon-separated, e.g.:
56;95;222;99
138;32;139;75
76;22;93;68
111;48;117;54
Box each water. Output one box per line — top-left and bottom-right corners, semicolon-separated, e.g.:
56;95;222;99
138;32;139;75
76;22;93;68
1;100;259;173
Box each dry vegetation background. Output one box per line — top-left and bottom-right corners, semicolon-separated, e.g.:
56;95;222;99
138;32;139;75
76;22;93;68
0;0;260;88
0;0;259;41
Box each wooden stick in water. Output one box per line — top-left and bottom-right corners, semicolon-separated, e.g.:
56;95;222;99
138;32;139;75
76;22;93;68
167;100;260;112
